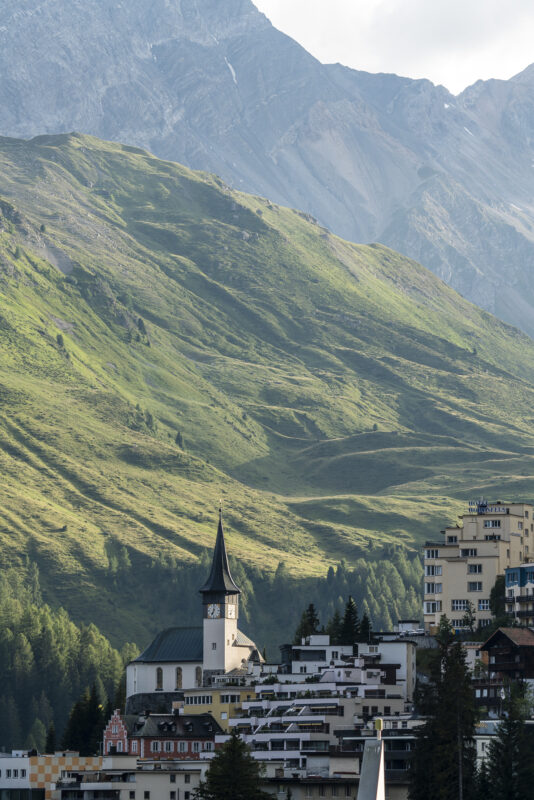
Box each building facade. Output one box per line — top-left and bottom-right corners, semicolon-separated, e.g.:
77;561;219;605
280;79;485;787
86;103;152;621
423;501;533;632
505;563;534;626
103;710;222;759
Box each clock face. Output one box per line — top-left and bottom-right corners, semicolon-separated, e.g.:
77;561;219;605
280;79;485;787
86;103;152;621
227;604;236;619
207;603;221;619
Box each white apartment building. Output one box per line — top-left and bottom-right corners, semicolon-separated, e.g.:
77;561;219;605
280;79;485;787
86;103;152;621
423;500;533;632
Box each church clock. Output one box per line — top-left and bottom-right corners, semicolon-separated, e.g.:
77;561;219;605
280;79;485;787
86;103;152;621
207;603;221;618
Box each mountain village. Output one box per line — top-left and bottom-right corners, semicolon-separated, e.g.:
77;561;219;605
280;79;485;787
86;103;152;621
2;501;534;800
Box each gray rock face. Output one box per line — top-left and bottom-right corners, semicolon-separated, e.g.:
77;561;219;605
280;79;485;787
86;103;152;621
2;0;534;333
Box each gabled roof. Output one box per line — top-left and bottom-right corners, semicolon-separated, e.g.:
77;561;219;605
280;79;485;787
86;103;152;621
125;713;223;738
481;627;534;650
199;509;241;595
134;627;203;663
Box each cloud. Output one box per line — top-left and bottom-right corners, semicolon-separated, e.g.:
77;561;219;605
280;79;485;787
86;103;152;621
253;0;534;93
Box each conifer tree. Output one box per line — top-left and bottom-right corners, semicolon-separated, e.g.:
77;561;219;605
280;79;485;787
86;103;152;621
485;681;534;800
409;616;477;800
358;613;372;643
193;730;270;800
293;604;320;643
45;723;56;754
326;609;343;645
339;596;360;646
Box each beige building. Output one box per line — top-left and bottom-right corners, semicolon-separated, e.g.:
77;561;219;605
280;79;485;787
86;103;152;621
423;501;533;632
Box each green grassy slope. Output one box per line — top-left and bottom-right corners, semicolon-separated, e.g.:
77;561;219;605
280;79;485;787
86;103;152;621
1;132;534;643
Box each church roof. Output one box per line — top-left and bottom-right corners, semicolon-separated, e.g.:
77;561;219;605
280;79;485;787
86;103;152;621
134;627;203;663
199;510;241;595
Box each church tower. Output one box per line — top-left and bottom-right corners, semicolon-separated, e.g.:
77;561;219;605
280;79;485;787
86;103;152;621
199;509;241;677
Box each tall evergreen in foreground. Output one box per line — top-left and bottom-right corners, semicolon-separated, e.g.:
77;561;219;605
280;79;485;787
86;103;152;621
193;731;270;800
409;616;477;800
485;682;534;800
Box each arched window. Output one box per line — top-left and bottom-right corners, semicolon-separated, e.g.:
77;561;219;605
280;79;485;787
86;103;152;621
156;666;163;690
195;666;202;688
175;667;182;689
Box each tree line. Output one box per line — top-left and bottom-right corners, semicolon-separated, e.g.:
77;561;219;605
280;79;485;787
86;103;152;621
0;565;135;752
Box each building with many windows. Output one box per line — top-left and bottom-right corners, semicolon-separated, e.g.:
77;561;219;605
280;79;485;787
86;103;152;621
423;501;533;632
505;563;534;625
103;711;222;759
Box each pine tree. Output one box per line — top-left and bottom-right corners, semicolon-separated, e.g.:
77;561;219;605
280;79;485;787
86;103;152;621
193;730;270;800
326;609;343;645
293;604;320;643
409;616;477;800
339;596;360;646
45;723;56;754
485;681;534;800
358;613;372;643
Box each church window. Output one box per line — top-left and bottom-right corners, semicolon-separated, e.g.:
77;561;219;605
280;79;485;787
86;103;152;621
195;667;202;687
156;667;163;691
175;667;182;689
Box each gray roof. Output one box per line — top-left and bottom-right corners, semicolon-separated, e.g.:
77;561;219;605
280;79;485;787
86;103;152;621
235;630;256;647
124;713;223;738
135;627;203;663
199;512;241;596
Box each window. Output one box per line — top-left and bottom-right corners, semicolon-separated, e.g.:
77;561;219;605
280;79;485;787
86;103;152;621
319;787;325;798
424;601;442;613
519;522;523;530
129;792;135;800
176;667;182;690
425;549;439;559
204;742;213;751
447;535;458;543
193;742;200;753
212;642;217;650
526;511;529;519
170;776;176;784
112;724;118;734
117;741;123;753
151;741;161;752
451;619;467;627
468;564;482;573
165;741;173;752
195;667;202;687
21;771;26;778
425;565;442;576
185;795;190;800
300;665;307;673
332;651;339;659
485;534;501;541
131;741;138;753
170;793;176;800
185;776;191;784
480;619;491;627
13;771;18;778
478;599;490;611
461;549;477;557
484;520;501;528
156;667;163;691
7;771;11;779
452;599;468;611
468;582;483;592
179;742;187;753
144;793;150;800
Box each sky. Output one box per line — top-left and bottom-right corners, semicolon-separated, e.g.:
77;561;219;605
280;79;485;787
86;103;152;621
252;0;534;95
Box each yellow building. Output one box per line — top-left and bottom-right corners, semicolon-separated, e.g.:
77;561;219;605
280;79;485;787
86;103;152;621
180;686;257;730
423;501;533;632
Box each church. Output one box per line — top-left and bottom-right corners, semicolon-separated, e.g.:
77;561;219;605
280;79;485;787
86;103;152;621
125;510;263;713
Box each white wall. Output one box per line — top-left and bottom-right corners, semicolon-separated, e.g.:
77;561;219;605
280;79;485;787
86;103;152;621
126;662;203;698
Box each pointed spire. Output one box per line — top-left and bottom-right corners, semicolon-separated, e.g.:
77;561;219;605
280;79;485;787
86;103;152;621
199;507;241;595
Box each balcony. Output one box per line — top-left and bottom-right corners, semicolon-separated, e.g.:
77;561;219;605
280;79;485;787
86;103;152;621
515;610;534;618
